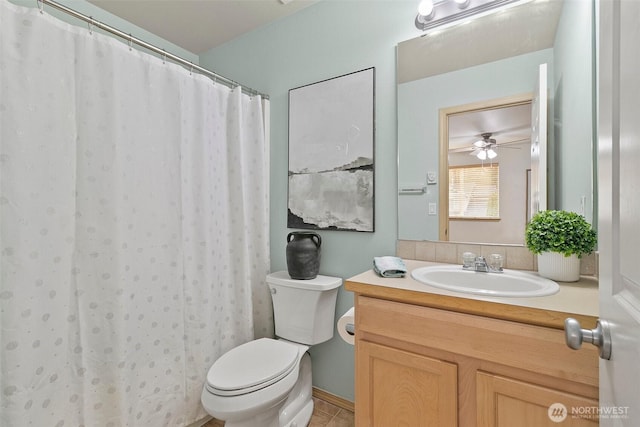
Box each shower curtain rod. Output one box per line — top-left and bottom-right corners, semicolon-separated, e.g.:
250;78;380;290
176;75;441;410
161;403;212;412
37;0;269;100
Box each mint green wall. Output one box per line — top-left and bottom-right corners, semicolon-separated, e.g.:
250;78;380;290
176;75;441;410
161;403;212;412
200;1;420;401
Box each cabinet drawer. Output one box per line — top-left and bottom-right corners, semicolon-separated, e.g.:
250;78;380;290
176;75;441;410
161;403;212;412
357;296;598;388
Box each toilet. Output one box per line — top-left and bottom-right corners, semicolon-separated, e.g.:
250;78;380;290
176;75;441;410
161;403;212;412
201;271;342;427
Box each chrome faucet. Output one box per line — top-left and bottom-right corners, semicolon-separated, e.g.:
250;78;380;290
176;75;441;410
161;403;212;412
474;256;490;272
463;255;503;273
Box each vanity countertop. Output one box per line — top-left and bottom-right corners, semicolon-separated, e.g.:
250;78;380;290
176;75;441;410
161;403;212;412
345;259;598;330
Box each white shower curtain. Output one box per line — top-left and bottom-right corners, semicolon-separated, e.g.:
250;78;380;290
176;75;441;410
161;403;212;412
0;2;272;426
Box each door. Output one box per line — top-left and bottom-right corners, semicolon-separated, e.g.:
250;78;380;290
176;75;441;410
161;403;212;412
355;341;457;426
477;372;598;427
597;0;640;424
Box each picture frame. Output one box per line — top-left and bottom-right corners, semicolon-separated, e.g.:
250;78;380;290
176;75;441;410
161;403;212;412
287;67;375;232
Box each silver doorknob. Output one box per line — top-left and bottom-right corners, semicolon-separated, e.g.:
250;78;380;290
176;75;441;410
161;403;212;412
564;318;612;360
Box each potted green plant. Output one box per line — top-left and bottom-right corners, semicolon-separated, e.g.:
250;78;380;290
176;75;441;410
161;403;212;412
525;210;597;282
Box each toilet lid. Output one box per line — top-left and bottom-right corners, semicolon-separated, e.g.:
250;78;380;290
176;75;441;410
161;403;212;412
206;338;299;396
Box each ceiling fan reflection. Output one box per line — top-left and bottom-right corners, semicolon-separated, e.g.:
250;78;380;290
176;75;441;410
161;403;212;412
450;132;527;160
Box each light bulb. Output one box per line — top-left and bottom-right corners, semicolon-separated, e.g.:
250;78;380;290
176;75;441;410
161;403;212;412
487;149;497;159
476;150;487;160
418;0;435;17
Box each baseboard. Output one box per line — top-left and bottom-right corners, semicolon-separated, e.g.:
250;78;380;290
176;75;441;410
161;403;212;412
312;387;355;413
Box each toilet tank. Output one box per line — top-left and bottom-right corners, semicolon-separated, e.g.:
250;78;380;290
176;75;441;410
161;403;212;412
266;271;342;345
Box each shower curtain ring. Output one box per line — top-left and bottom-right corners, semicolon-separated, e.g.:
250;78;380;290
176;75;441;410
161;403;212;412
189;62;193;75
128;33;133;51
36;0;44;14
88;17;94;35
162;49;166;64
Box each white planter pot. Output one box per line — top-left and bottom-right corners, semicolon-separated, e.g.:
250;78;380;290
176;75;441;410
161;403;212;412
537;252;581;282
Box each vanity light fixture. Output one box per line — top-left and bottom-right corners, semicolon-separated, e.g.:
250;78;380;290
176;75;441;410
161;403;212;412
415;0;529;32
417;0;435;19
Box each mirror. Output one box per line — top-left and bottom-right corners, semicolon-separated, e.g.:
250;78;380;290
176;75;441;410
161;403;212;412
397;0;595;244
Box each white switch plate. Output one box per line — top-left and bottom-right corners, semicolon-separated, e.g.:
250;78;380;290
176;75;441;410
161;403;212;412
427;172;437;185
428;203;437;215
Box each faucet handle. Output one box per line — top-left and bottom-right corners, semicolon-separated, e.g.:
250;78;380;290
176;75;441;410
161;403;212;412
488;254;504;271
462;252;476;269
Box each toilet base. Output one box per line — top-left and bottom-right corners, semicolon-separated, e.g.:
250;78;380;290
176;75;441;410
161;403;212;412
279;352;313;427
284;400;313;427
223;403;282;427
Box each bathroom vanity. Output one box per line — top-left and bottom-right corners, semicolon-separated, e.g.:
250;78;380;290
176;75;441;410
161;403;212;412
345;260;599;427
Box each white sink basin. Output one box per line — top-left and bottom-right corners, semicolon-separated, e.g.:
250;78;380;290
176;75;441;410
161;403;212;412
411;265;560;298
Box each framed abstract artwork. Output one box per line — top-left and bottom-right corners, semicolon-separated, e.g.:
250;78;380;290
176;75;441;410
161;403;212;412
287;67;375;232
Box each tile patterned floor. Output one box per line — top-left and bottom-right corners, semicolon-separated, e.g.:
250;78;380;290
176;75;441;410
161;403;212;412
202;396;354;427
309;397;354;427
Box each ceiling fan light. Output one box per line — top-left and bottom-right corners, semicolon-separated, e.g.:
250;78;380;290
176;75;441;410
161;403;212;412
474;140;485;148
476;150;488;160
487;149;497;159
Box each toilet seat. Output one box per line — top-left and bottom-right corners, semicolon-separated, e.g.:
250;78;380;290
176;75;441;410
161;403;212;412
206;338;299;397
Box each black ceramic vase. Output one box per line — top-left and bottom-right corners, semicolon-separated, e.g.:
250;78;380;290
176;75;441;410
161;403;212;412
286;231;321;280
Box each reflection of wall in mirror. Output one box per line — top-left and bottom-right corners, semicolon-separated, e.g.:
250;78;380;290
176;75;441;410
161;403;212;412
398;49;552;241
553;0;594;225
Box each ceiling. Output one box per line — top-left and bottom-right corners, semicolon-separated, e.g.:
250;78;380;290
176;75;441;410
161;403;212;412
448;103;533;152
87;0;319;54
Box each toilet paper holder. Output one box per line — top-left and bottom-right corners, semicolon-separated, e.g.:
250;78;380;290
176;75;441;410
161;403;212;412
337;307;355;345
345;323;355;336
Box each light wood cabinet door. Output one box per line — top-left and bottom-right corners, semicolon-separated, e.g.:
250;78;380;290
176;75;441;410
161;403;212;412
356;340;458;427
477;371;599;427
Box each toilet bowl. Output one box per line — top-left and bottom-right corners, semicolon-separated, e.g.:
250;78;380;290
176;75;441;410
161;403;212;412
201;272;342;427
